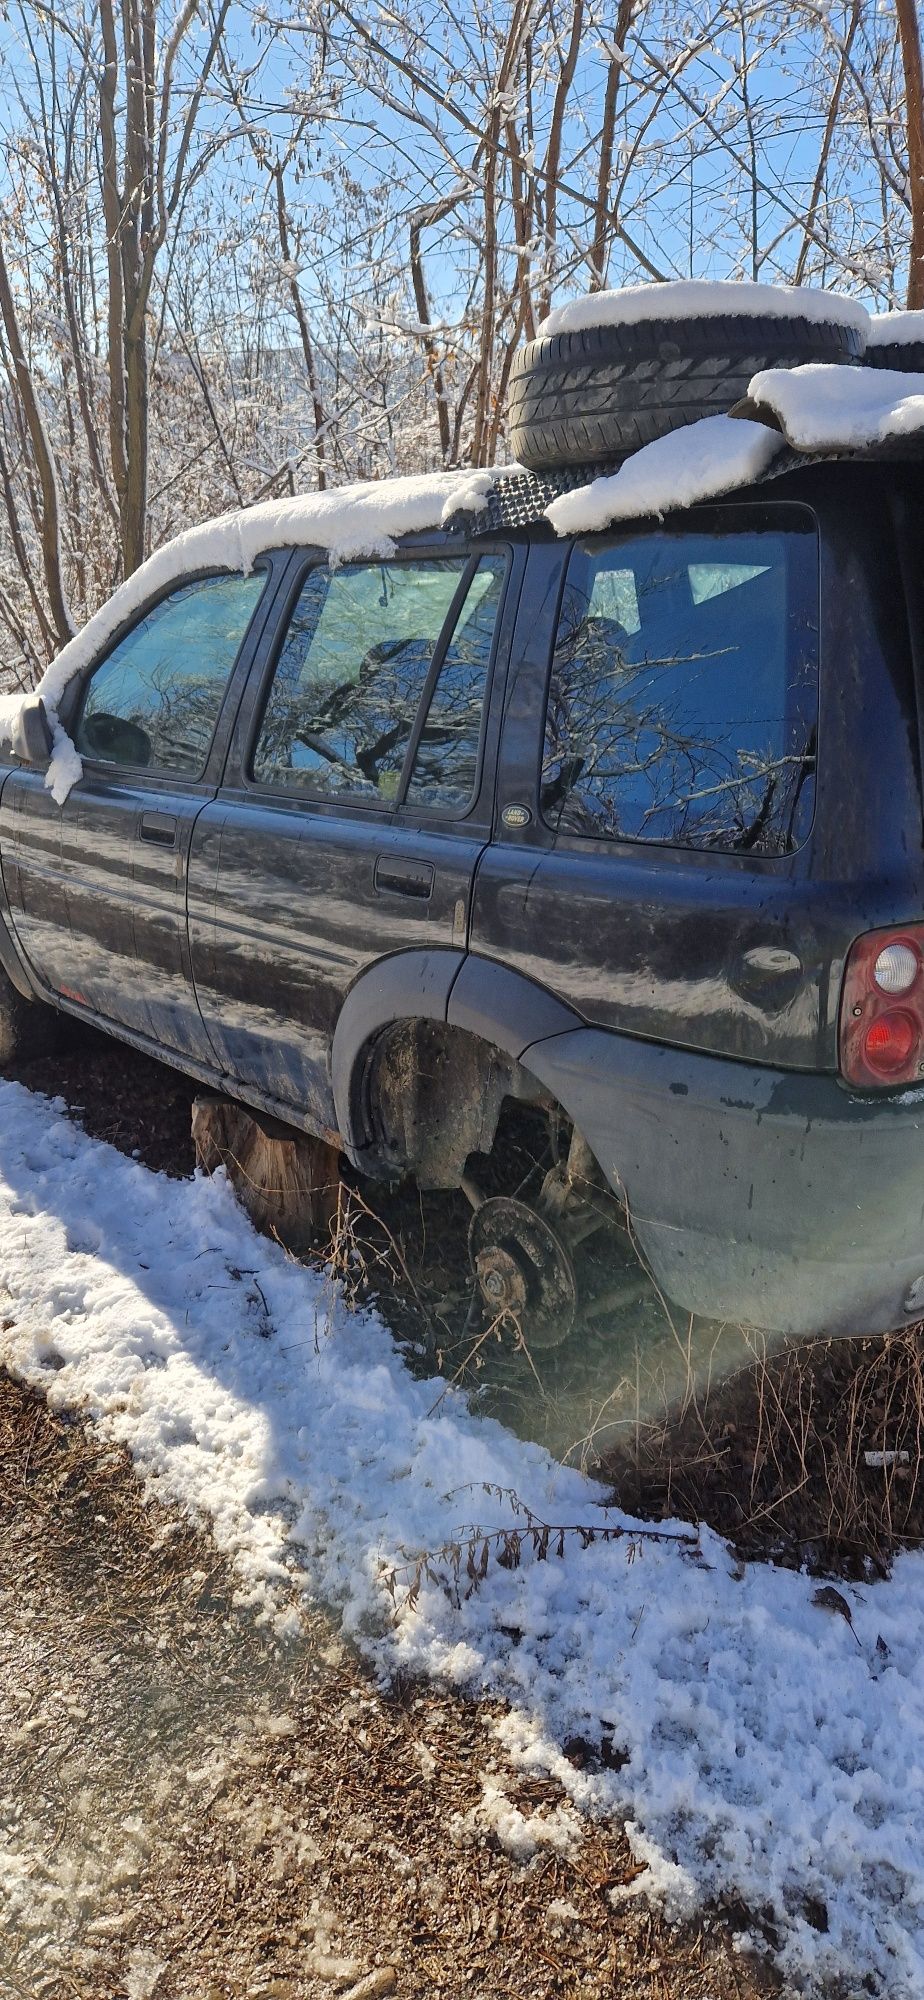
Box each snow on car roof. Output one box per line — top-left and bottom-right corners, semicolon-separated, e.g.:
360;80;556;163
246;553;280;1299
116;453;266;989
7;328;924;808
545;414;785;535
538;278;870;342
538;363;924;538
27;468;509;724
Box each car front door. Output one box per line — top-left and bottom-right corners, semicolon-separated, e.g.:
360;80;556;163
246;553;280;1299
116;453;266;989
188;536;522;1131
0;563;280;1062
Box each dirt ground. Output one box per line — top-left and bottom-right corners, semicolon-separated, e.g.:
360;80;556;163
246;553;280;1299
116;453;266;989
0;1370;781;2000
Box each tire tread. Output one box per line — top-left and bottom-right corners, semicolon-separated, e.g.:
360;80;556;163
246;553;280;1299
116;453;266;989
507;311;863;470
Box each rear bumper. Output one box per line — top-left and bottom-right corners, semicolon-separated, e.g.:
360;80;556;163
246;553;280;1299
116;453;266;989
522;1027;924;1338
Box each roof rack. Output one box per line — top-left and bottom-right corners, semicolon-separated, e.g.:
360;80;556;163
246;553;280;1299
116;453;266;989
447;437;924;537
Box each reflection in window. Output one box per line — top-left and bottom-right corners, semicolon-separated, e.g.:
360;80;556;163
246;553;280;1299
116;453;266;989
541;523;818;855
406;558;505;809
77;573;265;775
253;555;503;808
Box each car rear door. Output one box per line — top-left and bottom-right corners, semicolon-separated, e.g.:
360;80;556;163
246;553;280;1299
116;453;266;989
472;506;827;1070
188;535;522;1130
0;562;282;1062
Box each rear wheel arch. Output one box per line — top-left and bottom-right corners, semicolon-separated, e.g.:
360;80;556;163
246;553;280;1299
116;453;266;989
331;949;607;1190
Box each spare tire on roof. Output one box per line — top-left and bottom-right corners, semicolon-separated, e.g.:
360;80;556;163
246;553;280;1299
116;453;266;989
865;312;924;373
507;280;868;471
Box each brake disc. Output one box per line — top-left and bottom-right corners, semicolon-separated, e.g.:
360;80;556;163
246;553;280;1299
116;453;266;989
468;1195;578;1349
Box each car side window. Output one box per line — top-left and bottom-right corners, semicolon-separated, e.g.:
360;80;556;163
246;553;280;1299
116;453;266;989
541;516;819;855
76;571;266;777
405;555;506;810
251;554;504;808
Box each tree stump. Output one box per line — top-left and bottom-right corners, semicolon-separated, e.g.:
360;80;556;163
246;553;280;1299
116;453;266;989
191;1094;342;1255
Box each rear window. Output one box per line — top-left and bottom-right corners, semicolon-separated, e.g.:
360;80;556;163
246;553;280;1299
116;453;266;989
541;512;818;855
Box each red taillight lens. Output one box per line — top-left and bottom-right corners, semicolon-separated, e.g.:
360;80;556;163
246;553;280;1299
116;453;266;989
840;926;924;1088
863;1009;919;1075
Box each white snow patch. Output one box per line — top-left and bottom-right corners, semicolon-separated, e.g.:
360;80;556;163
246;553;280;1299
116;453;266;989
545;415;785;535
453;1776;582;1862
546;1897;582;1924
0;1082;924;1991
44;717;85;806
439;462;526;513
867;311;924;348
124;1947;167;2000
0;469;506;805
746;361;924;451
538;279;869;341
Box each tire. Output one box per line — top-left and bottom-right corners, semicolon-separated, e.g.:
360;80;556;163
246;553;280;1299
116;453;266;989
507;312;864;470
0;969;61;1064
865;340;924;373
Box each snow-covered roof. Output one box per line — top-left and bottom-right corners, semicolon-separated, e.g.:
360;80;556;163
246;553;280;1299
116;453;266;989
867;311;924;349
538;278;870;342
28;469;506;724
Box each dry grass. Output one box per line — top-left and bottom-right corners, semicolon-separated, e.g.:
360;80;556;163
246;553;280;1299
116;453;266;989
600;1324;924;1577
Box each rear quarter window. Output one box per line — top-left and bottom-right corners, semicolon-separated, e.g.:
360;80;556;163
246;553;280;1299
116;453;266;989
541;509;818;856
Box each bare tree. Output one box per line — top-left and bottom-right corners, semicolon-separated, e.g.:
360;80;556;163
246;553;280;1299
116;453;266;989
0;0;919;685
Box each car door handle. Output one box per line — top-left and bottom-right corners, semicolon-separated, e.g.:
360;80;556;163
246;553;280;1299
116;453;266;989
374;857;434;899
139;811;178;848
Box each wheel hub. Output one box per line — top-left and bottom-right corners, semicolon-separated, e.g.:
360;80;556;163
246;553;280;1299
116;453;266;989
468;1196;577;1349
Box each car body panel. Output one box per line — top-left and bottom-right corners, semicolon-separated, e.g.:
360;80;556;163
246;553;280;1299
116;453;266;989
523;1023;924;1337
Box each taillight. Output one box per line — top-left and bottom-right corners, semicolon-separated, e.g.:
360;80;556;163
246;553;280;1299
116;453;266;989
839;925;924;1087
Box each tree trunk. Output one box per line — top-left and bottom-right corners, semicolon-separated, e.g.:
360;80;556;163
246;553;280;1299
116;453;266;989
897;0;924;307
275;167;328;490
410;202;456;463
590;0;636;292
0;240;73;646
191;1095;342;1255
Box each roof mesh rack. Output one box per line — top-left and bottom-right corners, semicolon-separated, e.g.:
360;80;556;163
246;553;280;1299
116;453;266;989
445;460;623;536
445;436;924;537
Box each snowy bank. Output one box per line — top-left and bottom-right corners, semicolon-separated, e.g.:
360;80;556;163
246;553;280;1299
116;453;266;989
0;1082;922;1995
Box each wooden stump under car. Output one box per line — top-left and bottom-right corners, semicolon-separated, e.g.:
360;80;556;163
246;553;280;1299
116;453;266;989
191;1093;342;1255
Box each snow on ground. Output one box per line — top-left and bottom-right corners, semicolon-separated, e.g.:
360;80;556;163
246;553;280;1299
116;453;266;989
538;278;870;341
0;1084;922;1994
545;415;785;534
746;361;924;452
